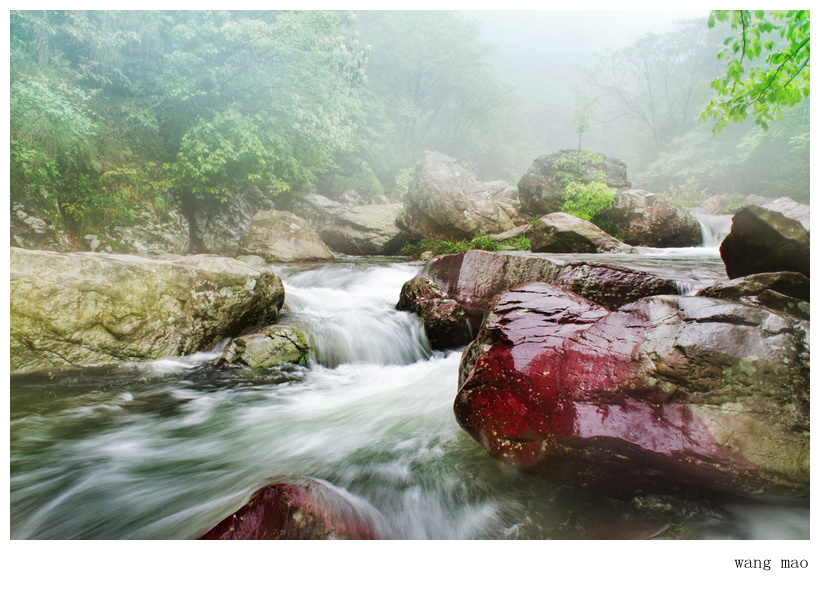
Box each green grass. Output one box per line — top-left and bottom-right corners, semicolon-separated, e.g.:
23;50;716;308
400;232;530;258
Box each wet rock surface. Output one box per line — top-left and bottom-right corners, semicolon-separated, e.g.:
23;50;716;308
396;275;472;349
422;250;679;314
720;205;810;279
199;476;388;540
221;324;310;369
456;283;810;498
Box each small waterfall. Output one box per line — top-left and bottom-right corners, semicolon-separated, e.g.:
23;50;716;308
282;263;432;367
695;213;733;247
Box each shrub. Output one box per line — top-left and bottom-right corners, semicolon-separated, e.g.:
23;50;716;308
561;180;615;221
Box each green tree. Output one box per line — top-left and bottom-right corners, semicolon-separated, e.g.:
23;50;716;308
9;10;369;235
702;10;810;132
571;93;599;170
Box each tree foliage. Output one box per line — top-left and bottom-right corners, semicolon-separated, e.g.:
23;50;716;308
702;10;810;132
9;10;367;233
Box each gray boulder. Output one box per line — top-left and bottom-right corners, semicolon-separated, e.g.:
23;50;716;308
720;205;810;279
10;248;285;374
319;204;408;256
517;150;631;217
528;212;635;254
239;210;334;263
279;193;354;232
396;152;515;241
595;189;703;247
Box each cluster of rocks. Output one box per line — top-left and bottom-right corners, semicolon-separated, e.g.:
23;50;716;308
10;146;810;539
395;171;810;505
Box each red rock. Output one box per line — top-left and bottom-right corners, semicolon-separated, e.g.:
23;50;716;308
200;476;387;540
423;250;679;312
456;283;809;498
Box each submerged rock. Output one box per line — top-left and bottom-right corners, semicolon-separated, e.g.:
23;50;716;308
456;283;810;498
528;212;635;254
222;324;310;368
239;210;334;263
396;275;472;349
10;248;285;374
199;476;389;540
396;151;514;241
720;205;810;279
595;189;703;247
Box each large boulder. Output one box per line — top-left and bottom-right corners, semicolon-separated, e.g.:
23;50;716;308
423;250;679;313
595;190;703;247
528;212;635;254
399;250;679;347
278;193;353;232
199;476;389;540
10;248;285;374
720;205;810;279
456;283;810;498
221;324;311;369
188;186;277;256
396;152;515;241
319;204;408;255
238;210;334;263
517;150;631;217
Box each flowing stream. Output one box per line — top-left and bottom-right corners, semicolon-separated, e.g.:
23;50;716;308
10;240;809;540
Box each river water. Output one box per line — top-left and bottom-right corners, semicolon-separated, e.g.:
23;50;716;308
9;238;810;540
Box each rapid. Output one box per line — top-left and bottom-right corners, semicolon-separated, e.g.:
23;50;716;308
9;223;809;539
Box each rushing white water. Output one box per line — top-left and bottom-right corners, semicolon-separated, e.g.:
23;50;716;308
9;256;809;540
694;213;733;247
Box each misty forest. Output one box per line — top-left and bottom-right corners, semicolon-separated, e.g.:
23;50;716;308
10;10;810;541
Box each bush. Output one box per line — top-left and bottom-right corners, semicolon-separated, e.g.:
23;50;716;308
560;180;615;221
400;232;530;258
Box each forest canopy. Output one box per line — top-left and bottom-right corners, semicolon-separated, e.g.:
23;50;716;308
9;10;810;239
